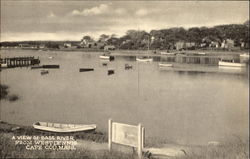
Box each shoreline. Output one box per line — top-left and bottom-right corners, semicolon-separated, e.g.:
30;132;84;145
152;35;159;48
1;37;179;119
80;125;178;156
1;48;249;56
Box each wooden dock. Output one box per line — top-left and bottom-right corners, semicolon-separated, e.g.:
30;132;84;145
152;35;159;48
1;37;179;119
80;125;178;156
0;57;40;68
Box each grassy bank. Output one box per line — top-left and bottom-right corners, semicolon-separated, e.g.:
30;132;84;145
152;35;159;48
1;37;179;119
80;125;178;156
0;132;145;159
0;121;147;159
174;138;249;159
0;121;248;159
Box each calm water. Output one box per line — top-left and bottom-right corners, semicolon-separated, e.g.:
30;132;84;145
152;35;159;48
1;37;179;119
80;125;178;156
0;49;249;145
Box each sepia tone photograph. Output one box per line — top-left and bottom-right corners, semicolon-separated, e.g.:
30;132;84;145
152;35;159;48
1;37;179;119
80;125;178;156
0;0;249;158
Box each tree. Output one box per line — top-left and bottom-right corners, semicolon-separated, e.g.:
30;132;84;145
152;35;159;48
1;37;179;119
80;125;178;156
81;36;93;42
98;34;109;42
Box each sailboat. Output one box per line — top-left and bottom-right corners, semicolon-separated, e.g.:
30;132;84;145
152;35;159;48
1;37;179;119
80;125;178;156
136;36;153;62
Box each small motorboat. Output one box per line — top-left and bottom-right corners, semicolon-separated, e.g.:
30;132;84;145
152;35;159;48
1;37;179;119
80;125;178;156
160;52;175;55
197;52;206;55
240;53;249;58
33;121;97;133
159;63;173;67
99;55;110;60
136;57;153;62
41;69;49;75
0;63;8;68
125;64;132;70
108;69;115;75
218;60;246;67
79;68;94;72
99;55;115;61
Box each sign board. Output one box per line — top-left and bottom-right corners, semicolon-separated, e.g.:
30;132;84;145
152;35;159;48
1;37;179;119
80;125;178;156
112;122;138;147
108;119;145;158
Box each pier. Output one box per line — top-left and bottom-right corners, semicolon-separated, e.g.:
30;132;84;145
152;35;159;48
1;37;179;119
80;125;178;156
0;57;40;68
175;54;219;65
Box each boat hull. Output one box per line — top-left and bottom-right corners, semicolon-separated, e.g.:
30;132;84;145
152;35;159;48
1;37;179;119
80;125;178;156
99;55;115;61
33;122;97;133
218;61;246;67
159;63;173;67
79;68;94;72
99;56;110;59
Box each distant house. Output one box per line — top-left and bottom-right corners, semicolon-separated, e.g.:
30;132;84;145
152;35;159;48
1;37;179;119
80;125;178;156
175;41;185;50
97;42;106;49
175;41;195;50
19;44;30;48
241;42;245;48
86;42;97;48
210;41;219;48
122;39;132;44
221;39;234;50
39;44;45;49
64;43;72;48
104;45;115;51
185;42;196;49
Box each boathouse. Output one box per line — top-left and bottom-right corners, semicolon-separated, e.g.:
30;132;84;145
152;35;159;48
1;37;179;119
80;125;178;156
104;45;115;51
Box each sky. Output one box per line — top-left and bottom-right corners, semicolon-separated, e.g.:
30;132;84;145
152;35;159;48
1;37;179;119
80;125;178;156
0;1;249;42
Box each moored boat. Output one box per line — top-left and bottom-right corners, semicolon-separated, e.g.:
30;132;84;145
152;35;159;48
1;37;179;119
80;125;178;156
99;55;110;60
0;63;8;68
108;69;115;75
240;53;249;58
197;52;206;55
79;68;94;72
218;61;246;67
41;69;49;75
125;64;133;70
43;65;60;69
160;52;175;55
159;63;173;67
33;121;97;133
136;57;153;62
99;55;115;61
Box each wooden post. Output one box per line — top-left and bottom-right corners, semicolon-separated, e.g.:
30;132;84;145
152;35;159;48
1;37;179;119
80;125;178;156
138;123;142;159
142;127;145;149
108;119;112;152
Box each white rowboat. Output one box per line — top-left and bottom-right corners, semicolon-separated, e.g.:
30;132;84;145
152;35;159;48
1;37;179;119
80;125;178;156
136;57;153;62
99;55;110;59
159;63;173;67
33;122;97;133
218;61;246;67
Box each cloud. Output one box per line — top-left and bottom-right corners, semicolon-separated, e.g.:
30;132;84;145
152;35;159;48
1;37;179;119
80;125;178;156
71;4;109;16
114;8;126;14
135;9;148;16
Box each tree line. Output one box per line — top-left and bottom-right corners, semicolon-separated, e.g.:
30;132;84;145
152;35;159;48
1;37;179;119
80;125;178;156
1;20;249;50
102;20;249;50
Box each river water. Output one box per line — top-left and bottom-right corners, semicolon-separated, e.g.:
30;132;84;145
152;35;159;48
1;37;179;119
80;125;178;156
0;49;249;145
